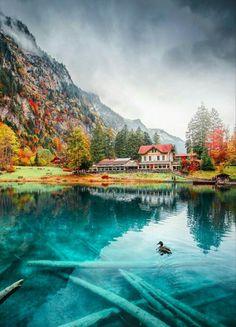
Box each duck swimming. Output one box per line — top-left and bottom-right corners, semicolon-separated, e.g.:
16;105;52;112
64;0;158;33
157;241;172;255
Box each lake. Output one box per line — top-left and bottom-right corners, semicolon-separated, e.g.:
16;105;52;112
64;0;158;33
0;183;235;326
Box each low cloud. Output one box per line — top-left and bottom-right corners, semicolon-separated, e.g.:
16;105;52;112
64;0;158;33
0;0;235;138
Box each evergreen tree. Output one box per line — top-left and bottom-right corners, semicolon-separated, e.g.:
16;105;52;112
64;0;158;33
104;128;115;158
127;129;138;159
210;108;223;131
185;104;224;158
114;125;129;157
143;132;152;145
91;123;106;163
65;127;91;169
153;131;160;144
200;148;215;171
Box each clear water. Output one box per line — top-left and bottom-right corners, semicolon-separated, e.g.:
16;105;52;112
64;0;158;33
0;183;235;326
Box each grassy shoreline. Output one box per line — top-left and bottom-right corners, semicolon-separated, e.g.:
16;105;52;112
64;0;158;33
0;166;235;186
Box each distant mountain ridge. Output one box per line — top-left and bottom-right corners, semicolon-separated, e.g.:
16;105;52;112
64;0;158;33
86;93;185;152
0;12;185;153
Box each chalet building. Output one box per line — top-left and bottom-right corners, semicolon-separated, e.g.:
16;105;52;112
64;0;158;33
91;158;138;172
138;144;176;171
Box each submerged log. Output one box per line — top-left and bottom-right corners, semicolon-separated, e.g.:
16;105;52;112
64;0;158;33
120;270;199;327
60;274;168;327
0;279;24;304
126;271;224;327
27;260;157;269
58;307;120;327
58;299;147;327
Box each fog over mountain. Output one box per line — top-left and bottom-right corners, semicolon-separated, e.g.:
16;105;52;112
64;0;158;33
0;0;235;138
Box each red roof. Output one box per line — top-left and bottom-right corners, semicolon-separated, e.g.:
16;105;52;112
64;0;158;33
138;144;173;155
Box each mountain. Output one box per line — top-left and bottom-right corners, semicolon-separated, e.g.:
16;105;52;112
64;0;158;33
0;12;185;153
0;12;101;151
89;93;185;152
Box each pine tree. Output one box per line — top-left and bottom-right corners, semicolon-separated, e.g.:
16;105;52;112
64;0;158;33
200;148;215;171
153;131;160;144
114;125;129;157
104;128;115;158
210;108;223;131
143;132;152;145
91;123;106;163
185;105;224;158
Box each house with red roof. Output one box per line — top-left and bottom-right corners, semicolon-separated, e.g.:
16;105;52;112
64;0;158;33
138;144;176;171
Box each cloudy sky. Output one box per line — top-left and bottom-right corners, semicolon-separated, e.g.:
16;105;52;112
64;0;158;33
0;0;235;138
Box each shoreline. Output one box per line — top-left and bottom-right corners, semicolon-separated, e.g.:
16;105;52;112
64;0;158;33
0;174;235;187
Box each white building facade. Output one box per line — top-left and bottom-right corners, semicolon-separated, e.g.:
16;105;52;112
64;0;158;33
138;144;176;171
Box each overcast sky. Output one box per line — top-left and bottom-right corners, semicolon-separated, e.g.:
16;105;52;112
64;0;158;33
0;0;235;138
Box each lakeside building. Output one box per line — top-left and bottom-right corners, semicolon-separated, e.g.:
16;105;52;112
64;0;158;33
91;158;138;172
91;145;198;172
138;144;178;171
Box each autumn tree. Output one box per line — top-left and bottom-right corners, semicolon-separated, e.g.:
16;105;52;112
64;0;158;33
18;146;35;166
65;127;91;169
205;129;228;164
35;147;54;166
0;122;19;170
227;131;236;165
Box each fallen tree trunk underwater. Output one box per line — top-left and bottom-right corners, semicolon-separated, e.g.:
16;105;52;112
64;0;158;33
27;260;158;269
57;299;147;327
0;279;24;305
119;269;199;327
59;273;169;327
124;271;225;327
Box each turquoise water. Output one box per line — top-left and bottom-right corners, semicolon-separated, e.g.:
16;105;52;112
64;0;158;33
0;183;235;326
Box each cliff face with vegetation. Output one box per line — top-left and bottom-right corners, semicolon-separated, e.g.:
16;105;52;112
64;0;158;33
0;12;185;153
0;13;100;151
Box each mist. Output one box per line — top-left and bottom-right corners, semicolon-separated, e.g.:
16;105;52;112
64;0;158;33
0;0;235;138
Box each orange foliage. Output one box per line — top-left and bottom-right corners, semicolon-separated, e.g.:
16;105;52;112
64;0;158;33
206;129;228;164
18;147;34;165
53;137;63;153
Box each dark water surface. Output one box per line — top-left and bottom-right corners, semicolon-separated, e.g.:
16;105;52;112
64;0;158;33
0;183;235;326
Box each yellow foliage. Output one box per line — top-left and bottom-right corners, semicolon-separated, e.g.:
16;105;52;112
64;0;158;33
0;122;19;169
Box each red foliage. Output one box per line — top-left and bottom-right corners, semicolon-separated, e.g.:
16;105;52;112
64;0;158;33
180;158;200;173
102;175;109;179
206;129;228;164
29;98;39;116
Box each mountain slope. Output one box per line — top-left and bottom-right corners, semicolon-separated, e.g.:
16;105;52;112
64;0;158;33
0;12;101;151
0;12;185;153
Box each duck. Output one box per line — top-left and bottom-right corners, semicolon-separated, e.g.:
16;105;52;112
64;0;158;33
157;241;172;255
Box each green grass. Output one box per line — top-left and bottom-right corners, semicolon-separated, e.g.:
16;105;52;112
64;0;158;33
0;166;69;181
0;182;68;193
107;172;187;181
191;166;236;180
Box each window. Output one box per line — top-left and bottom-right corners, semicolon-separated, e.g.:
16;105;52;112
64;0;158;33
149;156;151;161
162;155;165;160
156;156;160;161
144;156;146;161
